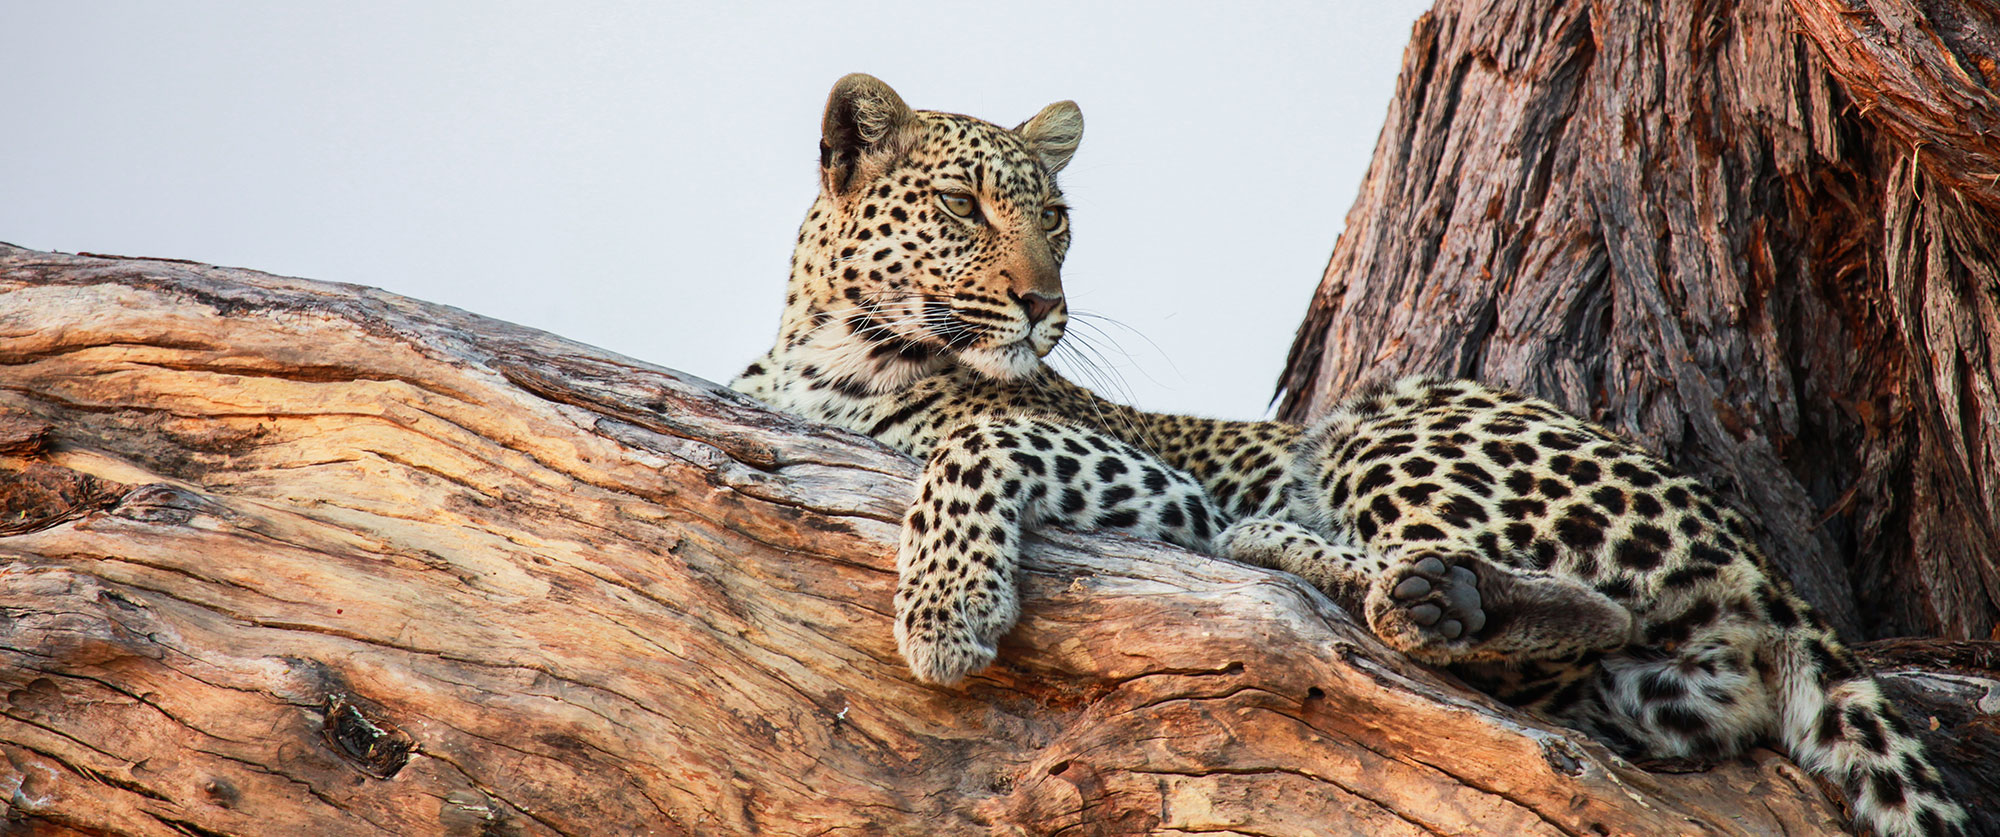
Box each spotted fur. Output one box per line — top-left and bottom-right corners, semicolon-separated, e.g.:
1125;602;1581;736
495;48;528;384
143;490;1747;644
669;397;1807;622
731;75;1966;837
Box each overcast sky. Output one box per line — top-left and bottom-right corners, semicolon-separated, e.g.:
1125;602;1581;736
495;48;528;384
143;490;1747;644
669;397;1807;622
5;1;1430;419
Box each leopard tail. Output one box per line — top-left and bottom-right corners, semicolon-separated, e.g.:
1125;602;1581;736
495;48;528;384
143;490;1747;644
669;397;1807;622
1772;624;1966;837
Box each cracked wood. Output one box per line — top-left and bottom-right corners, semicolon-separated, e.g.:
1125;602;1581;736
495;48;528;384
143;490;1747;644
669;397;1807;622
0;244;1912;834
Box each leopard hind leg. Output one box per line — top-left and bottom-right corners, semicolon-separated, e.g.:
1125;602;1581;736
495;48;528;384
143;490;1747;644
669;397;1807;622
1365;546;1634;667
1219;519;1633;667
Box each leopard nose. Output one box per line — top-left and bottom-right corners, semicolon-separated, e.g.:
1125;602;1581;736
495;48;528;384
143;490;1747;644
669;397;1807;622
1014;291;1063;324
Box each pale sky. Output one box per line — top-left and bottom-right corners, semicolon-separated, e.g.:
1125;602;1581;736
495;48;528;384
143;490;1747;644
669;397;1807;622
4;1;1430;419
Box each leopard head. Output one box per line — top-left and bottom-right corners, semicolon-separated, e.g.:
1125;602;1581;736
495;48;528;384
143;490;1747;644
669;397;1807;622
779;73;1082;394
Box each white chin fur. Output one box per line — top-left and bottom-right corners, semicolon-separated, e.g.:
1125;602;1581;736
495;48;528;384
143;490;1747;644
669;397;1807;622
958;344;1039;380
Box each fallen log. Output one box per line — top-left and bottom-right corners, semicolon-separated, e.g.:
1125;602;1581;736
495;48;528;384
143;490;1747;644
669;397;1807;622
11;243;1981;834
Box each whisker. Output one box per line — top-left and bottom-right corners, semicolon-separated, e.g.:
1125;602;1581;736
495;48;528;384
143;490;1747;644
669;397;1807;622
1068;309;1173;364
1050;340;1163;456
789;295;970;346
1059;331;1142;399
1064;307;1178;388
1068;332;1169;451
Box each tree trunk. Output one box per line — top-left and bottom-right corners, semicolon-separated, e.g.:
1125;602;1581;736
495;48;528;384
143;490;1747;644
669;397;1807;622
1275;0;2000;646
5;245;1993;835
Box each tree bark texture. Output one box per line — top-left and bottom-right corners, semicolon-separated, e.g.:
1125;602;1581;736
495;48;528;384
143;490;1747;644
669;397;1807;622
1276;0;2000;646
8;246;1995;834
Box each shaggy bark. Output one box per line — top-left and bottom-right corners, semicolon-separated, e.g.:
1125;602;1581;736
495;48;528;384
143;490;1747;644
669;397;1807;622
5;246;1993;835
1276;0;2000;645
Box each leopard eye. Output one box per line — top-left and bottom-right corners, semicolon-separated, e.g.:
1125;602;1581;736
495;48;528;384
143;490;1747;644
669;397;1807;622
1040;206;1067;232
939;192;976;218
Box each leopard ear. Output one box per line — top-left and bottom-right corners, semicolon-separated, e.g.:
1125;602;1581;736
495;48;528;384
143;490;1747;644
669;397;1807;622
1014;100;1083;174
821;73;917;194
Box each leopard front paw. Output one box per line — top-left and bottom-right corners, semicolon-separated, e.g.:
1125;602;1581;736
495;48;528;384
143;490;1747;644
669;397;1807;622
1367;551;1488;663
893;586;1017;686
896;624;997;685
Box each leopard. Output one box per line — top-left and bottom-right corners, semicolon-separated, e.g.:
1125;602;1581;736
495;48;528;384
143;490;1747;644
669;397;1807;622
730;73;1968;837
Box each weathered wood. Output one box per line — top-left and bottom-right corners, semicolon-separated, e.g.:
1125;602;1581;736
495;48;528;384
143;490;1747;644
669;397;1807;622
4;244;1958;835
1276;0;2000;644
1792;0;2000;213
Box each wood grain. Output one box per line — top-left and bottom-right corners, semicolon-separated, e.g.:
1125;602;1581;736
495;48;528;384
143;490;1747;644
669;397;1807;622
0;244;1907;834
